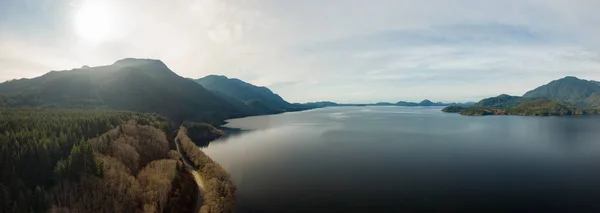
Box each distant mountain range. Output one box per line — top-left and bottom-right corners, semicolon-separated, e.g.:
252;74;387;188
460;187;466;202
299;100;474;107
443;76;600;116
295;101;343;108
0;57;484;123
395;99;474;107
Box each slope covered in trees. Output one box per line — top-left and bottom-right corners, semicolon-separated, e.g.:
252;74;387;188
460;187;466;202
0;58;251;123
523;76;600;107
194;75;293;114
177;127;236;213
445;99;592;116
182;122;225;147
0;109;201;213
471;94;527;108
442;76;600;116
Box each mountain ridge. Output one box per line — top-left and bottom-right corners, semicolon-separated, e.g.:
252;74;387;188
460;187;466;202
0;58;250;124
443;76;600;116
522;76;600;108
194;75;294;113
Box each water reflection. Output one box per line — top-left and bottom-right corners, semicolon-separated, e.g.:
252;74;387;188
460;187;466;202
202;107;600;213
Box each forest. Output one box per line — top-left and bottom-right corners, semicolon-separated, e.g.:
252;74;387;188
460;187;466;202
0;109;231;213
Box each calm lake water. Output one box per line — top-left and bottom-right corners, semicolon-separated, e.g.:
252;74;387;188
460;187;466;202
202;106;600;213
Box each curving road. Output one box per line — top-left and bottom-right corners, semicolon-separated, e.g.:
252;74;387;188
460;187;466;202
174;134;206;213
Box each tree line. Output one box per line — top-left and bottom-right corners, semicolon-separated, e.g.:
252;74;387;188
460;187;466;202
0;109;196;213
177;126;236;213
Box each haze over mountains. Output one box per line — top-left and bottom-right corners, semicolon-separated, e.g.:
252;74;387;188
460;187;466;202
4;58;598;120
0;58;304;123
0;58;474;121
395;100;474;107
194;75;297;114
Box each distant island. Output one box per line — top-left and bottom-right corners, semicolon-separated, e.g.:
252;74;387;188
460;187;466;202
442;76;600;116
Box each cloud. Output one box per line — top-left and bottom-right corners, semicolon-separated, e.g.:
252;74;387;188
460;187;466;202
1;0;600;102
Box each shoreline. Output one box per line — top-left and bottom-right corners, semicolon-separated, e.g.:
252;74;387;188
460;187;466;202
176;126;237;213
173;129;205;213
190;170;206;213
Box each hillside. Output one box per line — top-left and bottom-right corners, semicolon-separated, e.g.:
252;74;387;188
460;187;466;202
523;76;600;108
444;98;585;116
443;76;600;116
0;58;250;123
508;98;582;116
194;75;293;113
0;109;198;212
0;109;238;212
471;94;527;108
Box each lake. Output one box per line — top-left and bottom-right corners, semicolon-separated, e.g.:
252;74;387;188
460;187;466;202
202;106;600;213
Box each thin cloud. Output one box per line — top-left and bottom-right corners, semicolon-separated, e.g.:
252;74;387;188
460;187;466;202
0;0;599;103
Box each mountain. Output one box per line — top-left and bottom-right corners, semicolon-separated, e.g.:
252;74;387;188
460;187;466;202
508;98;582;116
452;98;586;116
522;76;600;108
419;100;435;106
454;101;477;106
194;75;294;113
374;102;395;106
471;94;526;108
0;58;250;123
443;76;600;116
395;101;419;106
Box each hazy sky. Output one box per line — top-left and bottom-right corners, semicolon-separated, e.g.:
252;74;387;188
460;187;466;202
1;0;600;103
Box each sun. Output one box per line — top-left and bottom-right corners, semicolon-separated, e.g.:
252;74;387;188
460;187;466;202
74;2;114;42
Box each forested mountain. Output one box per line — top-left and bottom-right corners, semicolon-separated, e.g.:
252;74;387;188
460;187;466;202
448;98;591;116
523;76;600;108
0;58;250;123
194;75;293;113
471;94;527;108
443;76;600;116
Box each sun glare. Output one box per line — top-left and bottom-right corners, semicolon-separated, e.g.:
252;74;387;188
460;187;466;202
75;2;114;42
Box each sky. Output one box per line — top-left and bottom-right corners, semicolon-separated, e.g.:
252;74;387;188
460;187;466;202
1;0;600;103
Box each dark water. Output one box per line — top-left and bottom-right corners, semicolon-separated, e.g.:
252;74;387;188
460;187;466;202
202;106;600;213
